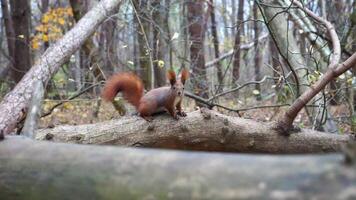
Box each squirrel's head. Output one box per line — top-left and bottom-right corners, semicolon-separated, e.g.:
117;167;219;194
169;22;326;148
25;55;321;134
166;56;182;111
167;69;189;98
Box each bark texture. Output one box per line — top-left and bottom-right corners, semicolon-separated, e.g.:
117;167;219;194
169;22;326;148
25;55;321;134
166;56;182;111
35;109;353;154
232;0;244;82
253;1;262;100
187;0;208;98
0;0;122;135
0;136;355;200
209;0;223;86
9;0;32;83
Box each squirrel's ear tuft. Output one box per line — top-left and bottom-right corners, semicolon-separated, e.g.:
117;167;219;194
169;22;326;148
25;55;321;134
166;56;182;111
181;68;189;85
167;69;176;86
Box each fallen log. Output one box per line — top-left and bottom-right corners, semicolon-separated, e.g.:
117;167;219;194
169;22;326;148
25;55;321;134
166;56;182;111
36;109;353;154
0;136;354;200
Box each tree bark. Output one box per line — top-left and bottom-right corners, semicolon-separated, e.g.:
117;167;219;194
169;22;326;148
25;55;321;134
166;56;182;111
269;37;282;91
101;16;117;76
0;0;123;135
69;0;105;87
187;0;208;98
209;0;223;88
0;0;14;85
35;109;352;154
0;136;355;200
1;0;14;64
133;0;153;90
253;1;262;100
221;0;230;39
232;0;244;82
9;0;32;83
269;0;346;134
152;0;167;87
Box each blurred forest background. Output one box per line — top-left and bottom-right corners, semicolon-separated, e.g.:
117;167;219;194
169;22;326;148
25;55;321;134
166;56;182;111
0;0;355;134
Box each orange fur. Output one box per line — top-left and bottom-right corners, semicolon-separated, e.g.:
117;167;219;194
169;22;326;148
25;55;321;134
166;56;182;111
180;68;189;84
167;70;176;85
101;72;143;109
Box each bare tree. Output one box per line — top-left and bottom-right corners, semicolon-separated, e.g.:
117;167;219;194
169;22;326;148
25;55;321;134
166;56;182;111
9;0;32;83
209;0;223;87
132;0;153;89
0;0;14;82
253;1;262;100
152;0;167;87
232;0;244;82
187;0;208;98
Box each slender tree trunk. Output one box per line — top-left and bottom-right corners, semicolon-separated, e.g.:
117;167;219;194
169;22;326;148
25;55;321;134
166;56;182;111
70;0;106;97
187;0;208;98
133;0;152;90
221;0;229;40
9;0;32;83
133;24;139;73
180;2;188;70
269;38;281;92
0;0;15;83
209;0;223;88
102;17;117;76
232;0;244;82
164;0;173;69
231;0;236;36
152;0;166;87
253;1;262;100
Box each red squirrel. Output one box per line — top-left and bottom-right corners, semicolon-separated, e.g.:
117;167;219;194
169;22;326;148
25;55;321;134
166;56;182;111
101;69;189;120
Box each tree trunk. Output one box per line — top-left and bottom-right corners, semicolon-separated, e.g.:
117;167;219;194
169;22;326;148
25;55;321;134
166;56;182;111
133;0;153;90
0;0;123;135
0;136;354;200
231;0;236;36
164;0;173;69
152;0;166;87
253;1;262;100
269;38;282;92
101;16;117;76
209;0;223;88
232;0;244;82
261;0;307;97
35;109;352;154
187;0;208;98
0;0;15;84
221;0;229;40
69;0;105;88
9;0;32;83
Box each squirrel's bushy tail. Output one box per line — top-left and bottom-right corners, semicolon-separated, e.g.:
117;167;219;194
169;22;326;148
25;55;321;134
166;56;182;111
101;72;144;109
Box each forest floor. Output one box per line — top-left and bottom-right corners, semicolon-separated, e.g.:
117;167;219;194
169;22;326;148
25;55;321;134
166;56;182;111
38;97;354;135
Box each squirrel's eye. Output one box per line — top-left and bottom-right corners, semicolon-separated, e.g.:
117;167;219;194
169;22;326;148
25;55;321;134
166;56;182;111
173;86;176;89
183;87;185;90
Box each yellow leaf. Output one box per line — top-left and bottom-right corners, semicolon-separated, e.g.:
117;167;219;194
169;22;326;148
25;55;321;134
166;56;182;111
58;18;65;25
42;34;49;42
31;41;39;49
63;102;74;110
42;15;50;23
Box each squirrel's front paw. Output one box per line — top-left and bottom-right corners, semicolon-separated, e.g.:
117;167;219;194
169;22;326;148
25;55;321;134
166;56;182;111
172;114;179;120
177;111;187;117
